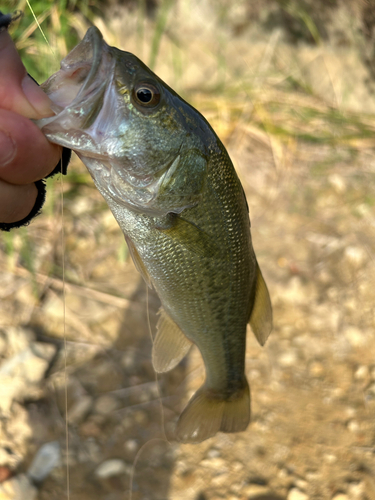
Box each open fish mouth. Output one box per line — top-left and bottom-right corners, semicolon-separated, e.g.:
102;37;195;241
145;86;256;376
36;26;115;132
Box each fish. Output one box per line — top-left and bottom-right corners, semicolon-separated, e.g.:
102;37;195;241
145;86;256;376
35;26;273;443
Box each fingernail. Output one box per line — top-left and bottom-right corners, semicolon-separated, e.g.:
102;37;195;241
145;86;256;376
0;131;16;166
21;74;54;118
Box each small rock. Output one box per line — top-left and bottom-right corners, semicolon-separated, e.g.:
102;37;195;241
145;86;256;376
0;342;56;411
332;495;349;500
206;448;220;459
211;473;230;487
231;461;243;472
295;479;308;491
344;326;366;347
323;453;337;464
347;420;360;432
27;441;61;482
94;395;119;415
2;327;34;356
79;420;102;438
0;467;12;483
287;488;308;500
347;481;364;498
309;361;324;377
328;174;346;193
354;365;369;381
77;438;102;463
121;351;136;371
344;246;367;268
95;459;129;479
278;351;298;367
124;439;138;453
242;484;271;498
200;457;227;469
68;395;93;424
0;474;37;500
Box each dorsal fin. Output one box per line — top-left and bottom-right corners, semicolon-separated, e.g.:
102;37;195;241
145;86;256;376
124;235;152;288
249;263;273;346
152;307;192;373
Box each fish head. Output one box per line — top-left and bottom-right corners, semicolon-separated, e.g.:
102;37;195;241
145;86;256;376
37;27;212;215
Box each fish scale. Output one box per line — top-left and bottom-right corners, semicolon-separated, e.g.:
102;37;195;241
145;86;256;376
36;26;273;443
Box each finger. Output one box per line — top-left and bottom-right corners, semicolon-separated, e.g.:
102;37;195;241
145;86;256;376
0;179;37;224
0;109;62;184
0;30;54;118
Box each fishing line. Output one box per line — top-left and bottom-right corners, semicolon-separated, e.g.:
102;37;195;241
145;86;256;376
127;437;168;500
127;285;171;499
59;157;70;500
26;2;69;498
25;0;53;54
146;286;169;443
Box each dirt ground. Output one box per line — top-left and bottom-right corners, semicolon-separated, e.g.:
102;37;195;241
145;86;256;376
1;1;375;499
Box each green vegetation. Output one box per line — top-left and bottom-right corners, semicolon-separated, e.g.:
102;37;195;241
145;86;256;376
8;0;95;82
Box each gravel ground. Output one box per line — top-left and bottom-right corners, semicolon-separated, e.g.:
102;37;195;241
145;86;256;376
1;1;375;499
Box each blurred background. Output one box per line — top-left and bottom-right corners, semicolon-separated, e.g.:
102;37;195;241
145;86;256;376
2;0;375;499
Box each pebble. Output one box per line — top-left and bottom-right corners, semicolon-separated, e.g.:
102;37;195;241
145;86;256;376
121;351;136;371
323;453;337;464
347;420;360;432
328;174;346;193
278;351;298;367
211;473;230;487
309;361;324;377
95;459;129;479
200;458;227;469
343;246;367;268
0;342;56;411
354;365;369;381
347;482;364;498
124;439;138;453
287;488;308;500
295;479;308;491
344;326;366;347
27;441;61;482
331;495;349;500
0;474;37;500
206;448;220;458
68;395;93;424
242;484;271;498
94;395;120;415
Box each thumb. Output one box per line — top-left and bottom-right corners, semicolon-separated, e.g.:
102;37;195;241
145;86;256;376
0;29;54;119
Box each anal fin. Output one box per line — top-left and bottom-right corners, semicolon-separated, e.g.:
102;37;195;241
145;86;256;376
152;307;192;373
249;263;273;346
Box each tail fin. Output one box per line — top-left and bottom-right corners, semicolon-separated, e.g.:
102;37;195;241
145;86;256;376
175;381;250;443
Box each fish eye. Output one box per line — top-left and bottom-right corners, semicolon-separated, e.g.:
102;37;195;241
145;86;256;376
133;82;161;108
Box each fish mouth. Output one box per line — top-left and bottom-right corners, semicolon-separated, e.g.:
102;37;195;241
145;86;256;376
36;26;114;132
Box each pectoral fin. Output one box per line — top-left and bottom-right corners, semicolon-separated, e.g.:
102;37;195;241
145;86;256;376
249;263;273;346
157;214;221;259
124;235;152;288
152;307;192;373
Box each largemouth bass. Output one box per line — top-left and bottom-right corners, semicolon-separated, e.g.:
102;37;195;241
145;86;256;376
36;27;273;443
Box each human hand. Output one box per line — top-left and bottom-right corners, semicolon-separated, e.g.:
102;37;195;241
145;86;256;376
0;28;62;225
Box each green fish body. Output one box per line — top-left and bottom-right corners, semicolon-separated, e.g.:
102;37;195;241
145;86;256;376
36;27;273;443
